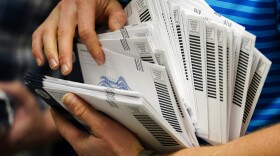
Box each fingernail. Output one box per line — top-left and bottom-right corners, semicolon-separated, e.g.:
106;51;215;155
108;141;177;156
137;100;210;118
114;22;121;30
96;59;104;65
36;58;42;66
93;51;105;65
62;93;75;106
61;64;69;75
49;58;58;69
97;51;105;65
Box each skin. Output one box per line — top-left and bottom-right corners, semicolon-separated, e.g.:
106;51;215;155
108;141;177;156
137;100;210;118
0;82;60;155
52;93;280;156
33;0;280;155
32;0;127;75
162;124;280;156
51;93;144;156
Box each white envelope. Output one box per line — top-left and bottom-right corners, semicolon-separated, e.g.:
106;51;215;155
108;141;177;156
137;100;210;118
240;50;271;136
77;43;194;146
100;37;158;64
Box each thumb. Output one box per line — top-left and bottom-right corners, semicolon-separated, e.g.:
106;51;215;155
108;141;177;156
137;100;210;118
106;0;127;31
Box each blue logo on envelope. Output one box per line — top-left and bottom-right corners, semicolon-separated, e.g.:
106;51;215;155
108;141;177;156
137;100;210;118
98;76;131;91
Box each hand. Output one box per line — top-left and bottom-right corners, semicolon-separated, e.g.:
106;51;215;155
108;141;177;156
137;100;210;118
0;82;60;155
51;93;144;156
32;0;127;75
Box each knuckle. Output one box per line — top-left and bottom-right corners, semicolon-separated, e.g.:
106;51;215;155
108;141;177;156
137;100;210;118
32;43;40;55
44;46;54;56
59;0;67;9
75;0;83;6
43;28;56;36
58;53;68;59
32;35;42;54
58;53;70;63
78;27;92;40
73;102;87;118
57;27;69;41
32;30;41;41
57;2;62;10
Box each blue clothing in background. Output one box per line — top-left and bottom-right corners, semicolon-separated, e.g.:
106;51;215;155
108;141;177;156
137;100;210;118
205;0;280;133
120;0;280;133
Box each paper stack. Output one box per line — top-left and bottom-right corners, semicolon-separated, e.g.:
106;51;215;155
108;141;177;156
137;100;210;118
25;0;272;152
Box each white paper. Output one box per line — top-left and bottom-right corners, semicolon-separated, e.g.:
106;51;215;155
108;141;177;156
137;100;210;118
77;43;193;145
100;37;158;64
240;51;271;136
230;32;255;140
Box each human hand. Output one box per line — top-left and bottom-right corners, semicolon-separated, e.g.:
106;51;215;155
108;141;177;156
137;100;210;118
0;82;59;155
51;93;144;156
32;0;127;75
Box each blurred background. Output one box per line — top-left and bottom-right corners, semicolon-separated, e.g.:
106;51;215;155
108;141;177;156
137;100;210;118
0;0;58;80
0;0;77;155
1;0;280;155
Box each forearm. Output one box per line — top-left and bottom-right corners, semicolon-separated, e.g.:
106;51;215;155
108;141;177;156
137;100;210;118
161;124;280;156
222;124;280;156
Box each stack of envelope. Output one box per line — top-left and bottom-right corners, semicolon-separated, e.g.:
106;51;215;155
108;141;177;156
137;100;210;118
25;0;272;152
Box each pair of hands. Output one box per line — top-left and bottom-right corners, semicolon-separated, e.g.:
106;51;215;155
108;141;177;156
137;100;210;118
32;0;146;155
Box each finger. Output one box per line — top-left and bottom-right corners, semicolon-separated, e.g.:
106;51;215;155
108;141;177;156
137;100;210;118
42;7;60;70
50;109;88;148
57;0;77;75
76;0;105;65
106;0;127;31
62;93;112;137
32;27;45;67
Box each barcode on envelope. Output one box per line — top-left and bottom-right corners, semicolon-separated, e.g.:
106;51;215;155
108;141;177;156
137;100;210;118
232;51;250;107
243;72;261;123
135;59;144;72
106;100;119;108
140;8;152;22
189;35;203;91
120;29;129;38
176;24;189;80
106;91;118;106
169;75;184;118
218;45;224;102
227;47;229;88
134;114;180;146
154;82;182;133
120;39;130;51
206;41;217;99
140;56;154;63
